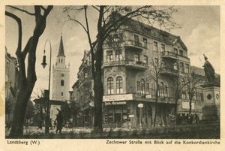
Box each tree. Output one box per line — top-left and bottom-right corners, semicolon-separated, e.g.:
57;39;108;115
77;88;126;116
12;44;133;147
64;6;178;131
185;72;202;114
5;5;53;138
25;100;35;127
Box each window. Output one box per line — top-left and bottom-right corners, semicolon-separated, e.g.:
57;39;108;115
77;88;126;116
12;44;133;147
115;49;122;61
137;81;140;91
143;55;148;64
140;79;145;95
174;62;178;70
180;62;184;73
185;64;189;73
116;76;123;94
153;41;158;51
181;91;186;99
174;48;178;54
179;50;183;56
61;80;64;86
107;77;114;94
146;83;150;94
154;58;159;66
143;38;147;48
84;72;88;78
134;35;139;46
134;53;140;62
161;44;165;52
61;92;63;96
107;51;113;62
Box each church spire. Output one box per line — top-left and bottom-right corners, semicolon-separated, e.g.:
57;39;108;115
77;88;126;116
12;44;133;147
57;34;65;57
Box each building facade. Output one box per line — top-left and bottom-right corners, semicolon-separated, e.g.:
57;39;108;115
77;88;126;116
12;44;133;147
72;18;219;128
51;36;70;120
71;51;94;127
5;47;18;127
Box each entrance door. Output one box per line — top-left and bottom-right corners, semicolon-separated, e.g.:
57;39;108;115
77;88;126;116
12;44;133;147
115;113;122;126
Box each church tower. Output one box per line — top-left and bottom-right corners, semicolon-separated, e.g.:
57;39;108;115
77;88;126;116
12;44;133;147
51;35;70;119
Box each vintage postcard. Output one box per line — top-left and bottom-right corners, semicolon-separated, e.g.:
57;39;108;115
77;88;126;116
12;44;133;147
0;0;224;151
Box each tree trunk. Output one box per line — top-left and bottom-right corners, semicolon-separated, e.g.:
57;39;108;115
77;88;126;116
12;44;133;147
9;85;35;138
189;99;192;114
93;40;104;132
153;85;158;127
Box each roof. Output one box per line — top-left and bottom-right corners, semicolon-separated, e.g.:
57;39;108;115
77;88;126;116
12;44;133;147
121;16;187;50
57;35;65;57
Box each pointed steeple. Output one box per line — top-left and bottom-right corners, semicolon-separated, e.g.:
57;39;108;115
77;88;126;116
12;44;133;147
57;34;65;57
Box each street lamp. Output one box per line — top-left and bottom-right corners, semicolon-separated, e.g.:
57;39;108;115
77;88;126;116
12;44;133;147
41;39;52;134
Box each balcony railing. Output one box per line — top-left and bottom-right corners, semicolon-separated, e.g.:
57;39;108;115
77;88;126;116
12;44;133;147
103;60;148;70
123;40;146;50
161;51;190;60
160;67;178;76
161;51;178;59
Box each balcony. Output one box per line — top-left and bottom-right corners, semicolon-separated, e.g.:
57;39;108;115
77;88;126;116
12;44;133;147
160;67;178;77
103;60;148;70
126;60;148;70
161;51;178;60
161;51;190;62
123;40;146;51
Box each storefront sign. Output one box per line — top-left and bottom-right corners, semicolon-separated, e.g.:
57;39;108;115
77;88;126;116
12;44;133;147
103;94;133;102
129;114;134;118
105;101;126;106
138;103;143;108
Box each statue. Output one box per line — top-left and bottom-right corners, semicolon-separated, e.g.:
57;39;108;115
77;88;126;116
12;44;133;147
203;54;215;83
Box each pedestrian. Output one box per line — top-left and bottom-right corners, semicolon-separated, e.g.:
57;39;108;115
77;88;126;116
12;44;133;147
56;109;63;134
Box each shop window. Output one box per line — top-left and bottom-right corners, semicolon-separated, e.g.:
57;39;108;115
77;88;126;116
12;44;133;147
116;76;123;94
107;77;114;94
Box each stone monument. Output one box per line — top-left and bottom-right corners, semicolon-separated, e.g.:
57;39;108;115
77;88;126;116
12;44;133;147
201;54;220;121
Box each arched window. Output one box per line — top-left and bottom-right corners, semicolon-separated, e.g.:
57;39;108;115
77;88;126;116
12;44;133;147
61;80;64;86
160;82;164;96
116;76;123;94
107;77;114;94
140;79;145;95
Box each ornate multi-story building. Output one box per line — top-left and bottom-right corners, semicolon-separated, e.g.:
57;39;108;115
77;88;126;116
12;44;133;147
51;36;70;119
72;18;220;128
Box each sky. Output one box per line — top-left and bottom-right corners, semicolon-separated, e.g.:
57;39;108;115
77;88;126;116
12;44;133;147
5;6;220;99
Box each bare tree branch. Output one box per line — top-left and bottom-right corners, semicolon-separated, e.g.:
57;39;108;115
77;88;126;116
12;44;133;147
8;5;35;15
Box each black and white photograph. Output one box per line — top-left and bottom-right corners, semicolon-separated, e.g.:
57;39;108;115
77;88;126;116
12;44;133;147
1;1;224;151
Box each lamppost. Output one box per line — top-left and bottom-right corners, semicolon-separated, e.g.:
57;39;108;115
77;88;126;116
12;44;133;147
41;39;52;134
